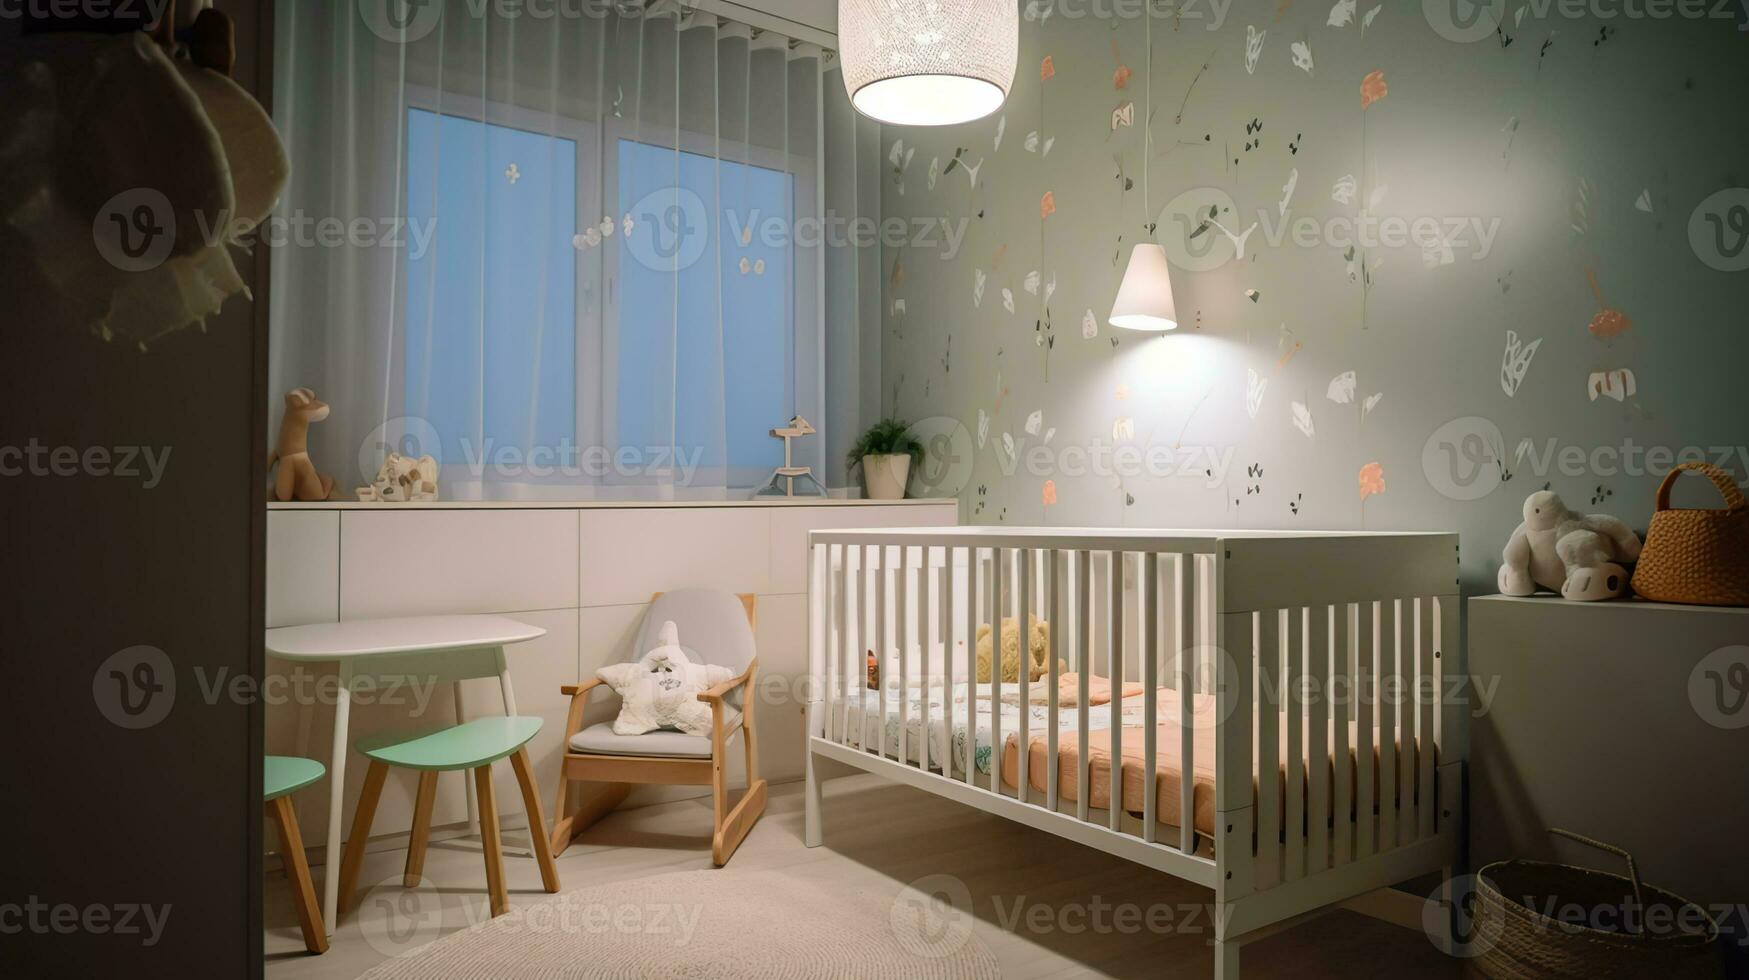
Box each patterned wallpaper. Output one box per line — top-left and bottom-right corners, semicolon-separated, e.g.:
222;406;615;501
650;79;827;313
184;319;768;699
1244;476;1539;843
876;1;1749;589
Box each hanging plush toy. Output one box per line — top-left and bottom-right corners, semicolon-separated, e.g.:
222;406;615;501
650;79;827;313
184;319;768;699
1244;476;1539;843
1498;490;1643;601
597;622;736;736
0;1;289;348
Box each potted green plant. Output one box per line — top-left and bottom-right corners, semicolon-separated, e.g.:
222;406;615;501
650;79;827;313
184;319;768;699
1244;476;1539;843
847;418;922;500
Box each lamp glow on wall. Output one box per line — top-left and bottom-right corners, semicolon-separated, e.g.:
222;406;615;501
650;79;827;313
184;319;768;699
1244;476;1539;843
838;0;1018;126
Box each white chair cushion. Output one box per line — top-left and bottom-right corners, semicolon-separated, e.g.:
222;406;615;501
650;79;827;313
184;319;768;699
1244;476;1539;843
567;712;741;758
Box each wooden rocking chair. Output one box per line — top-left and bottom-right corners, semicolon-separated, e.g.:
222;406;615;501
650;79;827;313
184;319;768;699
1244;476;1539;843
550;590;766;866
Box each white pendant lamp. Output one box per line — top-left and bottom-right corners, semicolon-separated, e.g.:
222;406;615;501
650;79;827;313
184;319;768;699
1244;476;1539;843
1109;243;1179;331
839;0;1018;126
1107;4;1177;332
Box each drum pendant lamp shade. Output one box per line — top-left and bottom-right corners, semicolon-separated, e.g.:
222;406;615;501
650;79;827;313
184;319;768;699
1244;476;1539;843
1109;244;1179;331
839;0;1018;126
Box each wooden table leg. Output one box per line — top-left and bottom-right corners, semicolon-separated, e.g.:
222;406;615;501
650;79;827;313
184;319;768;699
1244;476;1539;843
269;798;328;955
510;748;560;893
404;771;439;887
475;765;508;918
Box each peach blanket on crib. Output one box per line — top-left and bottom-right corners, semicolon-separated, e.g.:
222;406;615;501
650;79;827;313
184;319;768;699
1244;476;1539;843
998;692;1426;839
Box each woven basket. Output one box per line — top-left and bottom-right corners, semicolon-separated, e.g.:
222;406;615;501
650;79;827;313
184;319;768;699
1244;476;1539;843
1631;462;1749;606
1474;830;1721;980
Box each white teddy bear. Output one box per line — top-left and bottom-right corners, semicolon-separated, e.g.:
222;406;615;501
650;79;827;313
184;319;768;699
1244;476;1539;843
1498;490;1643;601
597;621;735;736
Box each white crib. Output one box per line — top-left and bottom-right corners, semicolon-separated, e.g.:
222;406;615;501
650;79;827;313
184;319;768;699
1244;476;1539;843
802;527;1465;978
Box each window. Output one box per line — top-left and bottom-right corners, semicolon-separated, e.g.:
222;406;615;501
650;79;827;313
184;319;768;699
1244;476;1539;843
403;108;577;468
400;104;803;491
614;138;790;480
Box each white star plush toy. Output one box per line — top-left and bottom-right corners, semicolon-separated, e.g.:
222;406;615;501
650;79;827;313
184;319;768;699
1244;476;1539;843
597;621;736;736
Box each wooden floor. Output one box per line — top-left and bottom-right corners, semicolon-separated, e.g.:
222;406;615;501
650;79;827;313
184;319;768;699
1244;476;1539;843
265;773;1461;979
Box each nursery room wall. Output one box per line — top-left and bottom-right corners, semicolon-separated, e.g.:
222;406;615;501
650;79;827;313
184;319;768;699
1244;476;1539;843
877;2;1749;590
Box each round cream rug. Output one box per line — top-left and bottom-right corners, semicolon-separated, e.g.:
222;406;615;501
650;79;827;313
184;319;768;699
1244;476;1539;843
358;869;1000;979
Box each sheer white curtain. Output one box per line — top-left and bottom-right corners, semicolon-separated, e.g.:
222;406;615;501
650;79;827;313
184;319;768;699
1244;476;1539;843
270;0;869;499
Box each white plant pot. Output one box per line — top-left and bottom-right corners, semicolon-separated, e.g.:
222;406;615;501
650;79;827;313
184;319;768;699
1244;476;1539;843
861;454;911;500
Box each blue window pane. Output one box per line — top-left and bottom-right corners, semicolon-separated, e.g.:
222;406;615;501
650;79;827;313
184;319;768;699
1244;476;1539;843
616;139;787;479
405;109;576;465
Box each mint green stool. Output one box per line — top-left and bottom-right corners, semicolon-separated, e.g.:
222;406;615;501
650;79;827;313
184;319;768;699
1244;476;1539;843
336;716;558;919
265;756;327;954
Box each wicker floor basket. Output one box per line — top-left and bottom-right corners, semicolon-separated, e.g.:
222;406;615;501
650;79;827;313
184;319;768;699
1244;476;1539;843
1474;831;1721;980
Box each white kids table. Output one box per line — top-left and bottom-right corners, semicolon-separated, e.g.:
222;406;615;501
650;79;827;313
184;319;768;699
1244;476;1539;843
265;615;546;936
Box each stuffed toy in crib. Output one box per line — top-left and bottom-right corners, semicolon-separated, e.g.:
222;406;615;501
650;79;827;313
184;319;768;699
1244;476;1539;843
975;616;1063;683
597;621;736;736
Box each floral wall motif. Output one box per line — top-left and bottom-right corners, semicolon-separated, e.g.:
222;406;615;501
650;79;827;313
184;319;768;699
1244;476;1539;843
877;3;1749;589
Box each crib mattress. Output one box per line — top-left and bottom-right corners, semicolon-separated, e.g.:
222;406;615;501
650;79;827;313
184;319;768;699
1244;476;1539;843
997;693;1427;839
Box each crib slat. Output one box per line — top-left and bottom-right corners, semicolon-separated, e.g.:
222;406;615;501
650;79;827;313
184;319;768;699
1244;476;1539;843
876;546;890;759
990;549;1004;794
1047;550;1061;811
898;546;910;766
1077;550;1092;823
1355;601;1375;859
1110;552;1125;834
1436;594;1458;833
829;545;842;743
1378;598;1398;850
1333;604;1353;867
1142;554;1158;843
856;545;870;752
1307;605;1330;873
1256;609;1282;885
963;548;976;787
1177;554;1195;855
921;549;934;774
1017;548;1031;806
1417;596;1437;841
1398;599;1417;848
1284;607;1305;882
939;551;952;776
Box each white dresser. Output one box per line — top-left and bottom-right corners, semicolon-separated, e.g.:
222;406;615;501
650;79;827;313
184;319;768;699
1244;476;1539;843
1468;595;1749;960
